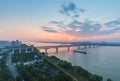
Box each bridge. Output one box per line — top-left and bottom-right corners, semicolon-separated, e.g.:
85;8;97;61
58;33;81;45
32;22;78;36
1;42;120;54
36;43;102;53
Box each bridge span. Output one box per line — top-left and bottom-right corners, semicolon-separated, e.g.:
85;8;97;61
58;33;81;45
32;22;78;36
36;43;102;53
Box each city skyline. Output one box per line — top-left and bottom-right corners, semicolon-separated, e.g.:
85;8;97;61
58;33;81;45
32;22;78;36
0;0;120;42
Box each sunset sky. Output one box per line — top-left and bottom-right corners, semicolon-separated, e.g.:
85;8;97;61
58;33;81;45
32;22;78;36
0;0;120;42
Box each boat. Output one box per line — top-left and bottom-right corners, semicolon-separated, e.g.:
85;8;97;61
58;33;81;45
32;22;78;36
73;50;87;54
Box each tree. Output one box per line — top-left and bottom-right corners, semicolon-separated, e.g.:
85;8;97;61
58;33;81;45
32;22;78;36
107;78;113;81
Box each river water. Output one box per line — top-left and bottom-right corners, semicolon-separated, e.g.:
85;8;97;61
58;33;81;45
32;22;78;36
25;42;120;81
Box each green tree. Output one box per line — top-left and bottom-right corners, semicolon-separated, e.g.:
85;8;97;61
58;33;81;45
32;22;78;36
107;78;113;81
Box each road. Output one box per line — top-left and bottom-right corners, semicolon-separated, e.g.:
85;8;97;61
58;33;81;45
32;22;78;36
6;52;19;79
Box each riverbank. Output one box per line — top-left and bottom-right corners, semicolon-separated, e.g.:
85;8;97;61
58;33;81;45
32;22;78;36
47;46;119;81
12;48;75;81
10;45;113;81
46;56;103;81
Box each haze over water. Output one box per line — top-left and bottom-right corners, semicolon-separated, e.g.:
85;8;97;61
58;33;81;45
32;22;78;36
27;42;120;81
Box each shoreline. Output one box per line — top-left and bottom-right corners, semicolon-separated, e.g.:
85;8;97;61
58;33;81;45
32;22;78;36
44;49;113;81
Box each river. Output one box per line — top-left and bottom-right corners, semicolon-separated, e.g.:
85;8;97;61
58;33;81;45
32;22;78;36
25;42;120;81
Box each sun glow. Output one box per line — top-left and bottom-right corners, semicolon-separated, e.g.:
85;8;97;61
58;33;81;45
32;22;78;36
69;37;72;41
67;36;74;42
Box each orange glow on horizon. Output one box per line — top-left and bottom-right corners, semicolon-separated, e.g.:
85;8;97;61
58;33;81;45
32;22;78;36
1;21;120;41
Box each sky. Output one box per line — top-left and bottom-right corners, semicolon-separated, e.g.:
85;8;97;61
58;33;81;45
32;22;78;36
0;0;120;42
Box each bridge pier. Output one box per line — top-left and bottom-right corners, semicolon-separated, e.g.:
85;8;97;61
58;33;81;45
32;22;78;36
68;46;70;51
95;45;97;47
45;49;48;53
93;45;96;48
97;45;99;47
78;46;80;49
89;45;91;48
84;45;87;49
56;48;58;53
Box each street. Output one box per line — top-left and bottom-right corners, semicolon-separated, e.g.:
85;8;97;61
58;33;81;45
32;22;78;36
6;52;19;79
